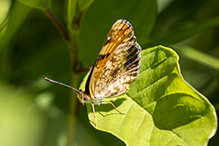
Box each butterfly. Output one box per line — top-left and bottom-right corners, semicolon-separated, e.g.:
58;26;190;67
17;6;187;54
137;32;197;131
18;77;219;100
45;19;141;127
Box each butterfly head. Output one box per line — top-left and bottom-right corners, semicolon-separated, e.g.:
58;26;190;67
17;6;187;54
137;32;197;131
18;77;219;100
76;91;92;104
76;91;85;104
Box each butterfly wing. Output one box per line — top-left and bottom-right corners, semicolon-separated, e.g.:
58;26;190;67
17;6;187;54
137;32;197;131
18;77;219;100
85;19;141;99
97;41;141;98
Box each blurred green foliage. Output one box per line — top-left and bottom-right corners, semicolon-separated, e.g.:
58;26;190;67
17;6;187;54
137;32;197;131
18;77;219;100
0;0;218;146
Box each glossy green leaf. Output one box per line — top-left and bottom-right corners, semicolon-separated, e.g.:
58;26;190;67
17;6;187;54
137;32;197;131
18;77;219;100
18;0;52;10
79;45;217;146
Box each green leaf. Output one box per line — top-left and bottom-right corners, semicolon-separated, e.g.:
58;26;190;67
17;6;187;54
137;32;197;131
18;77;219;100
0;1;32;79
173;45;219;71
18;0;52;10
0;2;31;50
79;46;217;146
143;16;219;48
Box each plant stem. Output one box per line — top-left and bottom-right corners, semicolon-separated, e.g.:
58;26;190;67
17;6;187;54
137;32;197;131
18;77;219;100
67;71;79;146
45;4;89;145
66;30;80;146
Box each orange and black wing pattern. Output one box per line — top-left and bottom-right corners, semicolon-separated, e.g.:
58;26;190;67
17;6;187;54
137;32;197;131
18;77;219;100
85;19;141;99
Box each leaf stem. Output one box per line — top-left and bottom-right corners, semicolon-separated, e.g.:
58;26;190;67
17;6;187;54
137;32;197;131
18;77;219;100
44;9;70;41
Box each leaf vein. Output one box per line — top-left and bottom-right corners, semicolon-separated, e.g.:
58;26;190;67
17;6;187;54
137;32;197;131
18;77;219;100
118;102;135;134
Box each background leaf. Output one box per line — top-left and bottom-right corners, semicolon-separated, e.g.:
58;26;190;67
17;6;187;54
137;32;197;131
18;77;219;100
79;46;217;146
0;1;32;79
18;0;52;10
143;16;219;48
173;45;219;71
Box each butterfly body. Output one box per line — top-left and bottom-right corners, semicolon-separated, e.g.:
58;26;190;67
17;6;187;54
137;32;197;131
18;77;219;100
76;91;103;105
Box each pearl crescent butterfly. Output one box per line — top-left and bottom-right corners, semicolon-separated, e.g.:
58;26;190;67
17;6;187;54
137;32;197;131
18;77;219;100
45;19;141;127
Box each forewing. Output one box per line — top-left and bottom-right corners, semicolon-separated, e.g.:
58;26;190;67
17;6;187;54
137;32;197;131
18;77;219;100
85;19;141;98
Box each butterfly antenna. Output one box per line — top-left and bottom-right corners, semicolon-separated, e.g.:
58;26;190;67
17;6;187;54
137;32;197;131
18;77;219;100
45;77;81;93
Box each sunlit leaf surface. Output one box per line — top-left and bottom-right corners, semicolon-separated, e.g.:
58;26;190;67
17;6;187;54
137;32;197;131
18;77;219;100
79;46;217;146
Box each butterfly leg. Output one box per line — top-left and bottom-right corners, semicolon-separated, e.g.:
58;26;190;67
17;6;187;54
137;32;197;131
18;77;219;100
102;102;126;115
91;103;97;127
